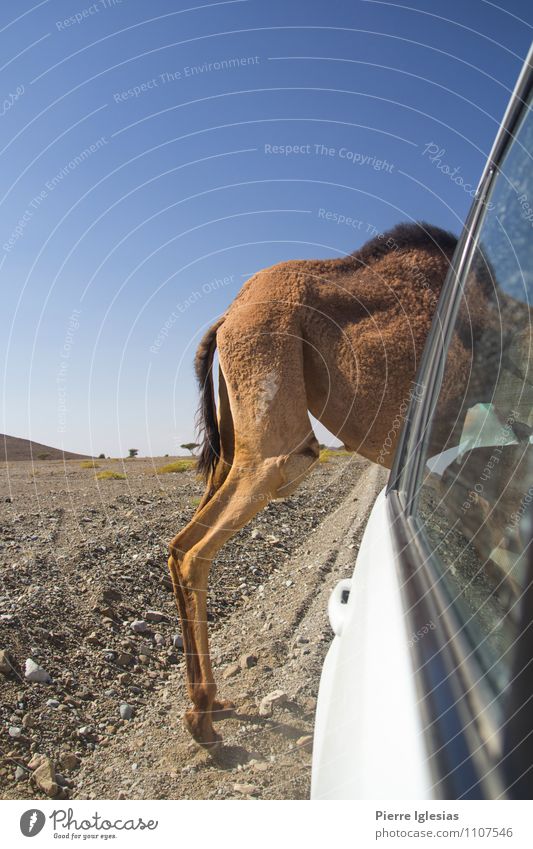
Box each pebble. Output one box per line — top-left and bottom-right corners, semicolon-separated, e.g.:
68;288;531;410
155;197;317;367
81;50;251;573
259;689;288;717
46;699;60;708
24;658;52;683
14;765;26;781
145;610;165;623
131;620;148;633
239;653;258;670
8;726;22;738
59;752;80;771
266;535;280;545
223;663;240;680
172;634;184;650
233;783;258;796
32;757;59;798
120;703;133;720
0;649;12;674
296;734;313;752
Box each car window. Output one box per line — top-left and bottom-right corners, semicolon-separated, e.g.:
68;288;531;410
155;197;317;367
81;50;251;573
411;95;533;692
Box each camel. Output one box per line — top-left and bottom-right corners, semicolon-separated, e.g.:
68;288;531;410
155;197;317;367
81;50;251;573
167;221;458;749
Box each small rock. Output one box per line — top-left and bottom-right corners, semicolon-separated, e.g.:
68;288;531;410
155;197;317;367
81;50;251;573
239;653;258;670
285;580;293;588
131;620;148;634
259;689;287;717
86;632;101;646
0;649;12;675
250;529;262;539
102;588;122;604
28;753;46;770
8;726;22;738
223;663;240;680
116;652;135;668
25;658;52;683
233;783;258;796
296;734;313;752
32;757;59;798
59;752;80;771
14;765;26;781
172;634;184;650
77;726;93;737
145;610;166;623
120;703;133;720
46;699;60;708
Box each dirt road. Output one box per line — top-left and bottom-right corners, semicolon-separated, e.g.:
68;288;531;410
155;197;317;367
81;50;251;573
0;454;386;800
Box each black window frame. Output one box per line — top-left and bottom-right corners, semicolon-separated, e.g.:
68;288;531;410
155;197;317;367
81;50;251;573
386;48;533;800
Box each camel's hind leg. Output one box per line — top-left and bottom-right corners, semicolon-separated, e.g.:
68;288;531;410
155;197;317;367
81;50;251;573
168;445;318;747
168;323;319;747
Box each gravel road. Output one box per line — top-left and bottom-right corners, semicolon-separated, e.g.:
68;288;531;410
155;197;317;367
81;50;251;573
0;453;386;800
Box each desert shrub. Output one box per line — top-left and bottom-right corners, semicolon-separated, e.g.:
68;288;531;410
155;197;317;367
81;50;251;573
95;470;126;480
156;460;194;474
319;448;351;463
80;460;99;469
37;453;50;460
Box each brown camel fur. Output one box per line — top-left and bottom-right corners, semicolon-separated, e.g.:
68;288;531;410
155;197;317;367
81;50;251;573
168;221;458;748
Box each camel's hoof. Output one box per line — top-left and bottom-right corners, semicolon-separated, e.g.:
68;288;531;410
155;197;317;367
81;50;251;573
183;709;222;752
212;698;237;719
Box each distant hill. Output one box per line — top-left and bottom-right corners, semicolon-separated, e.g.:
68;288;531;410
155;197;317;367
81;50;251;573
1;434;93;462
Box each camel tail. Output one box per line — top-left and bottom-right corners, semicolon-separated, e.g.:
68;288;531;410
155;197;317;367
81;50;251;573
194;318;225;480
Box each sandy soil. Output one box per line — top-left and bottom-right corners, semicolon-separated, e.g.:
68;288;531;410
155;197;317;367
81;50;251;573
0;453;386;800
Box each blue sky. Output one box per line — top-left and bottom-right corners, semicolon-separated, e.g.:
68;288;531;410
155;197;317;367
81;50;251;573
1;0;531;457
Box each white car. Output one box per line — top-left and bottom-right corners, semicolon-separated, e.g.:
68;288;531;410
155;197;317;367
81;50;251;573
311;45;533;800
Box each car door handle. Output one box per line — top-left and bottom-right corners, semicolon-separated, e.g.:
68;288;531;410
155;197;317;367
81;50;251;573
328;578;352;636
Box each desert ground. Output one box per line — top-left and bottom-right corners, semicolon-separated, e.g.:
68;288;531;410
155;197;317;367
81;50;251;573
0;452;386;800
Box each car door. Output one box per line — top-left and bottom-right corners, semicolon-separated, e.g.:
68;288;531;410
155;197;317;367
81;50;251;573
312;47;533;800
